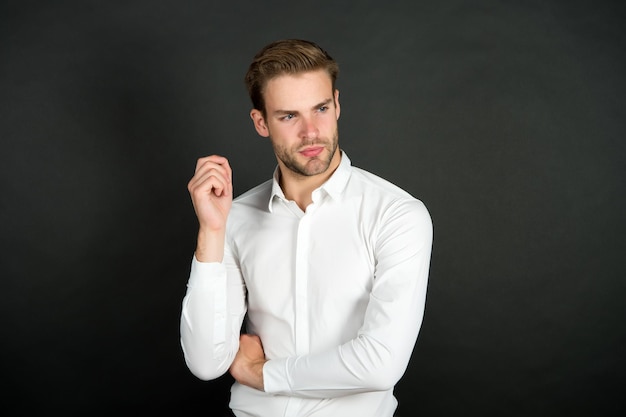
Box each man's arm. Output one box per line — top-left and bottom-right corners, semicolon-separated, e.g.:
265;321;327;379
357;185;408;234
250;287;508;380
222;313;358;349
180;255;247;380
180;156;247;380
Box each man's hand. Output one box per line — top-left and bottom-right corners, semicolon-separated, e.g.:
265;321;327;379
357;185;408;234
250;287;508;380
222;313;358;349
187;155;233;262
229;334;267;391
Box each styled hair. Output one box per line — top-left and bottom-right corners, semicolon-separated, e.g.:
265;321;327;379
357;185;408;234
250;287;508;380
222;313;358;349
244;39;339;114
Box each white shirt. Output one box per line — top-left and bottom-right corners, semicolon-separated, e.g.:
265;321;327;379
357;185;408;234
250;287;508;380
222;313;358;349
180;152;433;417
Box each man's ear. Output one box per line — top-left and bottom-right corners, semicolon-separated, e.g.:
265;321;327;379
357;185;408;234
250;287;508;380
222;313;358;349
250;109;270;137
334;89;341;120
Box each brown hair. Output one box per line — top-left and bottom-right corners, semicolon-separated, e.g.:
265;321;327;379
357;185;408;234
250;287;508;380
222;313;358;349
244;39;339;114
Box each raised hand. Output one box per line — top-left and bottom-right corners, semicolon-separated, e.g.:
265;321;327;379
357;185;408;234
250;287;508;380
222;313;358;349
187;155;233;262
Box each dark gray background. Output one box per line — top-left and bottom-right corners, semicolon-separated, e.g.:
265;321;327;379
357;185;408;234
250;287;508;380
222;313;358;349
2;1;624;415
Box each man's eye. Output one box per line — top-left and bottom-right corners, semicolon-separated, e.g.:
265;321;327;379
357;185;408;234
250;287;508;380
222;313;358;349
282;114;295;120
318;106;328;112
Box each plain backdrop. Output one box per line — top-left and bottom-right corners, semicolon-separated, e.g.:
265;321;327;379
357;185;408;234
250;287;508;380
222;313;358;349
2;1;625;415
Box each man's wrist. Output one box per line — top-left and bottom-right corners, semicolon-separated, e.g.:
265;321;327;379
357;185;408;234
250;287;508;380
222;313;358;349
230;357;266;391
255;359;266;391
195;228;225;262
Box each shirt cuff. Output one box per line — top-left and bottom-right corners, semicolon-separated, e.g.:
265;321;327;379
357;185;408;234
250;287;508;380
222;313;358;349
263;357;291;394
188;255;226;288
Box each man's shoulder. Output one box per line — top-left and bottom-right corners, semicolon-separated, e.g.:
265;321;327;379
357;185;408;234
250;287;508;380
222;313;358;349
232;179;273;209
348;165;416;201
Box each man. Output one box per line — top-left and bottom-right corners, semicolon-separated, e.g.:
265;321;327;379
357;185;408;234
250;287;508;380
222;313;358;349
180;39;433;417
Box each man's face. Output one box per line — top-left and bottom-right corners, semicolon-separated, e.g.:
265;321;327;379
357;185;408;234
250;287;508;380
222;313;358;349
250;69;341;178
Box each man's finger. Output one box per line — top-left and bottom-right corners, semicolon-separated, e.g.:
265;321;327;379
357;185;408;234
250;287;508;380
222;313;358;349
195;155;232;182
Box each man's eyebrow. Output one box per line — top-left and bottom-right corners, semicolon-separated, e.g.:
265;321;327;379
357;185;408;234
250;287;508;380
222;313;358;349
273;109;298;116
272;98;334;116
313;98;333;109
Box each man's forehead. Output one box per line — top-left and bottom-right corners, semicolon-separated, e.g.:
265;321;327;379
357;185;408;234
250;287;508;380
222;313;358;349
263;70;334;109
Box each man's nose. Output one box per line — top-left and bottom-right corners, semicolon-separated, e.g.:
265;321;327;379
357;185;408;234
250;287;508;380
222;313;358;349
300;116;319;139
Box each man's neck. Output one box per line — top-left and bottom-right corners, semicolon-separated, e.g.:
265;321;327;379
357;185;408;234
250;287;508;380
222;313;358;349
279;154;341;211
279;175;319;211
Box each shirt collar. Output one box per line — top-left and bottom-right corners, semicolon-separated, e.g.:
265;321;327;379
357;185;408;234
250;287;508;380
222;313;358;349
268;150;352;212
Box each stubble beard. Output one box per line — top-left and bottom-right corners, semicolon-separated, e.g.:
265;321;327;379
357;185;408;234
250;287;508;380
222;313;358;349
272;129;339;178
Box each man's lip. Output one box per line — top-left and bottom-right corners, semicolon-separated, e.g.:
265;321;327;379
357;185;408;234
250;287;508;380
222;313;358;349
300;146;324;157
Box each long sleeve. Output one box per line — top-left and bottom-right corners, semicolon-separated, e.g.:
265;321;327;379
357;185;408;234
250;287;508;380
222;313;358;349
263;199;433;398
180;254;247;380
